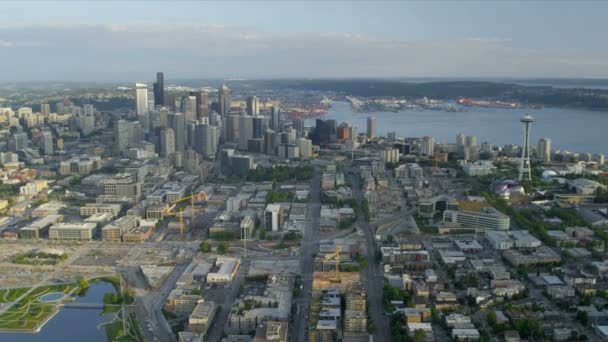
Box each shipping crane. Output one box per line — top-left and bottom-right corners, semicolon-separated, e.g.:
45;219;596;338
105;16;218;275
166;192;207;240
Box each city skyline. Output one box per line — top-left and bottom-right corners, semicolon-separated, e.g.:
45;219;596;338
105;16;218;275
2;1;608;80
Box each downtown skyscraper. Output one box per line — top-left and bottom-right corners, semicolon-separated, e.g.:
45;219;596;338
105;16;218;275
218;83;231;117
153;72;165;106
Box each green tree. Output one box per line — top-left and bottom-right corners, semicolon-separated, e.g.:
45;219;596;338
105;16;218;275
413;329;425;342
199;240;211;253
217;241;229;254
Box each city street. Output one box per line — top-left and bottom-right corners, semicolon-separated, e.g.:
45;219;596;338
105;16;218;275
351;171;391;342
293;167;322;342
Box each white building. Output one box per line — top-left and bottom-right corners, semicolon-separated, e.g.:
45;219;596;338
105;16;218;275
207;257;240;283
49;222;96;241
265;204;283;232
135;83;149;117
462;160;497;176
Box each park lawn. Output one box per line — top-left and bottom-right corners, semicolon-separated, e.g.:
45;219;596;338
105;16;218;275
0;284;78;330
0;288;29;303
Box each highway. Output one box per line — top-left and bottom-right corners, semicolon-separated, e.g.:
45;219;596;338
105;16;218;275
293;167;322;342
351;171;391;342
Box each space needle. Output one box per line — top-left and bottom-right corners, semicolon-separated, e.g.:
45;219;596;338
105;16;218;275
519;114;534;181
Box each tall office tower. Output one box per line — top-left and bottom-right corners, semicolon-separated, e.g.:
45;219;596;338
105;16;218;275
13;132;28;151
366;116;376;139
349;126;358;142
238;115;253;150
298;138;313;159
153;72;165;106
270;106;281;131
55;101;65;114
596;154;606;166
311;119;337;145
148;110;160;131
218;83;231;117
519;115;534;181
537;137;551;162
135;83;149;117
246;96;260;116
195;123;218;159
83;104;94;116
465;135;478;161
169;112;186;152
209;111;219;126
481;142;493;153
264;130;278;155
114;120;129;154
337;122;350;140
293;117;304;137
421;136;435;157
185;121;197;150
41;131;53;155
78;113;95;136
189;90;209;119
181;95;197;122
456;133;466;146
465;135;477;148
127;121;143;146
226;114;240;143
387;131;396;142
159;107;169;129
160;128;175;157
41;103;51;115
252;116;267;139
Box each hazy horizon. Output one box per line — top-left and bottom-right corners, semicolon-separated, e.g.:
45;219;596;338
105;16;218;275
2;1;608;81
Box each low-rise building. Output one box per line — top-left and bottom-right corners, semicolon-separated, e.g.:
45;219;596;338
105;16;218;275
207;257;240;284
49;222;96;241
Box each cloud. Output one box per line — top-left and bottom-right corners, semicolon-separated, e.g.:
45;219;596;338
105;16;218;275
0;40;15;47
0;22;607;80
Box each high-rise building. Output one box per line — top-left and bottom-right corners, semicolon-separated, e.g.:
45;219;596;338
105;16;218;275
159;107;169;129
126;121;142;146
135;83;149;117
181;96;197;122
366;116;376;139
265;130;278;155
238;115;253;150
160;128;175;157
456;133;466;146
189;90;209;119
153;72;165;106
292;117;304;137
519;115;534;181
311;119;337;145
114;119;129;154
226;114;240;143
195;123;218;159
298;138;313;159
41;131;53;155
252;116;267;139
270;106;281;131
218;83;231;117
169;112;186;152
246;96;260;116
537;137;551;162
421;136;435;157
41;103;51;115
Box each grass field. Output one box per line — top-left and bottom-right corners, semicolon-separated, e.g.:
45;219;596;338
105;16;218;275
0;284;77;330
0;288;29;303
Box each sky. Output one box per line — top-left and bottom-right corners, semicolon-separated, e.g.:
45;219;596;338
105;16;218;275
1;1;608;81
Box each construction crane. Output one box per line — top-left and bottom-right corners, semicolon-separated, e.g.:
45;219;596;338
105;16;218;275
166;192;206;240
323;246;342;283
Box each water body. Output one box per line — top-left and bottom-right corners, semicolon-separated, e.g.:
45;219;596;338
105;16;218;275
309;101;608;155
0;281;116;342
